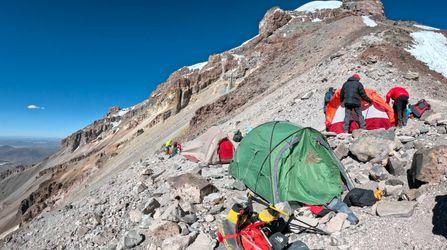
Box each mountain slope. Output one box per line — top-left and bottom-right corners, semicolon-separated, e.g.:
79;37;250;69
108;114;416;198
2;0;447;248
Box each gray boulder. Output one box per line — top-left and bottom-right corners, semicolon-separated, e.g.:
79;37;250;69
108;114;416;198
168;173;218;203
186;232;216;250
123;230;145;249
181;213;198;225
404;71;419;80
142;198;161;215
139;214;153;229
350;129;396;162
376;201;417;217
148;220;181;240
386;156;407;176
369;165;389;181
160;201;185;222
162;234;194;250
334;143;349;159
409;145;447;185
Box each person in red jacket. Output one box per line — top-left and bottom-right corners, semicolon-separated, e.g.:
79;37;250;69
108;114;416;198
386;85;410;127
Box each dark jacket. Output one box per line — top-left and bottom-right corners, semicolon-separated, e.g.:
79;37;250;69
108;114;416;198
340;77;372;107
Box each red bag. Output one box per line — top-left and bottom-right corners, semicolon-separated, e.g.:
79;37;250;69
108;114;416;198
240;221;272;250
411;99;430;118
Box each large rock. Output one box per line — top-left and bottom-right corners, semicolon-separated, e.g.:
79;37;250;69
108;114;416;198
369;164;389;181
259;7;292;37
122;230;145;249
203;193;224;205
404;71;419;80
409;145;447;184
168;173;218;203
181;213;198;225
142;198;161;215
139;214;153;229
334;143;349;159
186;232;216;250
148;220;181;240
386;156;406;176
350;129;396;162
422;112;445;126
376;201;417;217
129;210;143;223
135;182;148;194
326;213;348;234
162;234;194;250
160;201;185;222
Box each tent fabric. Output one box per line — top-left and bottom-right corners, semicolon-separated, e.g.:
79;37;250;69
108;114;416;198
182;126;234;164
229;121;346;205
326;89;395;133
218;138;234;163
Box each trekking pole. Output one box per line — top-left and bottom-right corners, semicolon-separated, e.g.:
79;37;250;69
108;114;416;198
247;193;288;216
288;218;330;235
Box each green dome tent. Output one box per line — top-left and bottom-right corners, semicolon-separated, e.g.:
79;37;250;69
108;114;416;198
229;121;353;205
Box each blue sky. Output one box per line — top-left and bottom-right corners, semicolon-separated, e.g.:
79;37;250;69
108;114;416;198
0;0;446;138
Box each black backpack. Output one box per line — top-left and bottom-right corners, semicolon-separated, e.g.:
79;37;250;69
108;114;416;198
233;130;243;142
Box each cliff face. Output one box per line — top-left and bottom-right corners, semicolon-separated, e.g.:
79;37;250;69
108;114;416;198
343;0;384;17
61;0;386;152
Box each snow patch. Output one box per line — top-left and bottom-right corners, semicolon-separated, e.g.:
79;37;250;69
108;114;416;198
111;108;130;118
232;54;245;60
312;18;322;22
406;31;447;77
112;120;121;128
241;34;260;46
187;62;207;71
414;24;440;31
362;16;377;27
295;1;342;13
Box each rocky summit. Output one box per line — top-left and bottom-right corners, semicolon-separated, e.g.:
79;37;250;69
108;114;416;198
2;0;447;249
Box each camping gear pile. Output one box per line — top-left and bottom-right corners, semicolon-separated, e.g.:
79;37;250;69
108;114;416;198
220;121;375;249
218;193;313;250
178;119;440;249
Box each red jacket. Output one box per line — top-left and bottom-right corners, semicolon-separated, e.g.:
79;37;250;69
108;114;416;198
386;86;409;103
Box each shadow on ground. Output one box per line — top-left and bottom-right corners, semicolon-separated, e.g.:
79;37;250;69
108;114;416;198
433;195;447;238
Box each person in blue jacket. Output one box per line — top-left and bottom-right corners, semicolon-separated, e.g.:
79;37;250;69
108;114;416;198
323;87;335;114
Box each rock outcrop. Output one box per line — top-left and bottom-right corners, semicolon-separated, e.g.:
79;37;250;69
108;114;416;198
342;0;384;17
259;7;292;37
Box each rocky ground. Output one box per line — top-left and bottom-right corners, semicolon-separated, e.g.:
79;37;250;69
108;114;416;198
2;110;447;249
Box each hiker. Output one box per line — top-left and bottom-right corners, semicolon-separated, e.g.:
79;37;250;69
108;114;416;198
164;140;173;155
323;87;335;114
386;85;410;127
170;142;178;158
340;74;372;133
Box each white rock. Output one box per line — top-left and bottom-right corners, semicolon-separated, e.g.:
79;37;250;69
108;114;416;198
326;213;348;234
205;214;215;222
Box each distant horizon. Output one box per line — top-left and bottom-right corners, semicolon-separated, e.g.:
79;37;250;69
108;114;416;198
0;135;62;140
1;0;446;138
